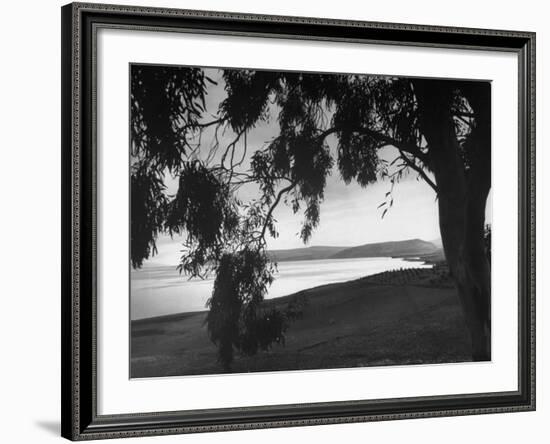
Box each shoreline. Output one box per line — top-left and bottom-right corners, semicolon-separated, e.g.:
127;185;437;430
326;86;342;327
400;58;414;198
132;252;445;325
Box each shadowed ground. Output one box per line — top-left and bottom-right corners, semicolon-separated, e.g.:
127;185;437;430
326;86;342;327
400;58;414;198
131;265;473;378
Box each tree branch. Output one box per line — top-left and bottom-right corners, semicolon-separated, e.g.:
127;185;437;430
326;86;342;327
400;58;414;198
358;128;427;162
318;126;428;163
259;182;297;242
398;149;438;193
221;128;247;168
317;125;437;191
317;127;339;141
452;111;475;118
454;114;473;127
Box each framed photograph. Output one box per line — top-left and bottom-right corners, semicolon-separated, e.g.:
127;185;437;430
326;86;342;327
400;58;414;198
61;2;535;440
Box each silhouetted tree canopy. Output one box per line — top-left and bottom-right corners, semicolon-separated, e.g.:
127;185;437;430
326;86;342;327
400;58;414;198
130;65;214;267
131;65;492;367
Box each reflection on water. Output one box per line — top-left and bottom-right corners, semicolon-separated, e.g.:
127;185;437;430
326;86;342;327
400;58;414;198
131;257;430;320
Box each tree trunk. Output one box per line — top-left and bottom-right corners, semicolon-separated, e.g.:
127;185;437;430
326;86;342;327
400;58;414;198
413;79;491;361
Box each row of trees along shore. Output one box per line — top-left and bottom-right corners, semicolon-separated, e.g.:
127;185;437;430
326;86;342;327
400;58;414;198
131;66;491;369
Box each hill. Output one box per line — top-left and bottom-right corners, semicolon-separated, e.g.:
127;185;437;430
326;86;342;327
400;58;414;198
330;238;438;259
268;245;346;262
268;238;440;262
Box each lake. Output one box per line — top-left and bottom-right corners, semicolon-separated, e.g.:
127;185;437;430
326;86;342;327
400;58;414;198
130;257;431;320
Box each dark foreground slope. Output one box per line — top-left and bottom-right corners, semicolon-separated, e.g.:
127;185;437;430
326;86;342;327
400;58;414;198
131;264;472;378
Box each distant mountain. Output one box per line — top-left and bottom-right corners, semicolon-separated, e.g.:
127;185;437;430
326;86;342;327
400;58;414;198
330;239;438;259
268;246;346;262
269;239;440;262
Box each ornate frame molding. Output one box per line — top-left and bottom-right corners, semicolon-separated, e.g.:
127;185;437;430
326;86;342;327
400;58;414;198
61;3;535;440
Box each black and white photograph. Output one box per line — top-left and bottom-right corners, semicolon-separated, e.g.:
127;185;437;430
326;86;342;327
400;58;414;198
130;64;492;378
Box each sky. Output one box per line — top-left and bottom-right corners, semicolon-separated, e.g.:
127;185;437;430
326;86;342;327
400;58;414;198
140;67;491;267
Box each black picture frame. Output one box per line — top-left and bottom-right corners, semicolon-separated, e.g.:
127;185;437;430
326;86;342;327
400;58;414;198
61;2;536;440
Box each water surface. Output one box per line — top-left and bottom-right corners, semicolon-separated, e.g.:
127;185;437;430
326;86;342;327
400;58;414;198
131;257;430;320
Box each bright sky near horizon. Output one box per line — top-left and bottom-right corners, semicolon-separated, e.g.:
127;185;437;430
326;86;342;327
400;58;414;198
139;67;492;267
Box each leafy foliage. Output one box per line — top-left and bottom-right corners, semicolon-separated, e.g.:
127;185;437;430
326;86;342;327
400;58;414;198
130;65;213;265
206;249;274;369
220;71;431;226
131;65;213;172
130;161;168;268
165;161;239;277
220;70;279;131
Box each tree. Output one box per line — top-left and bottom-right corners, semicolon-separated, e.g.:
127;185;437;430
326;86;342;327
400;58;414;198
131;66;305;369
131;66;492;367
484;224;491;263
